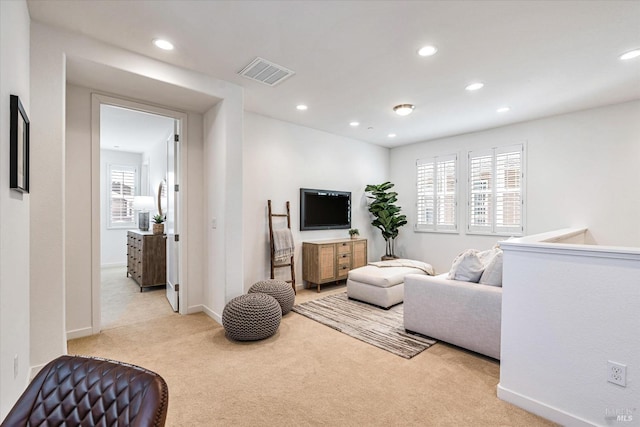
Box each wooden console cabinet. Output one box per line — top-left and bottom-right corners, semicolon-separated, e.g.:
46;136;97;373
127;230;166;290
302;238;367;292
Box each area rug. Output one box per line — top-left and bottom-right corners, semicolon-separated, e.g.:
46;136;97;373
292;293;436;359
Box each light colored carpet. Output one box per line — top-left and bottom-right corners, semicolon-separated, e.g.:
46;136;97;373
293;293;436;359
101;266;175;330
69;282;557;426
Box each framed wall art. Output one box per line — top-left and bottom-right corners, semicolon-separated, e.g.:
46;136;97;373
10;94;29;193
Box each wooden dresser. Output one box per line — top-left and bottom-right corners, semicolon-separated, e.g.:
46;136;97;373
302;238;367;292
127;230;166;290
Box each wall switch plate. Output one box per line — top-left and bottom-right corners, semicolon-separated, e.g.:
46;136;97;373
607;361;627;387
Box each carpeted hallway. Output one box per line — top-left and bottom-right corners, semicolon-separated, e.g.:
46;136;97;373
69;274;555;426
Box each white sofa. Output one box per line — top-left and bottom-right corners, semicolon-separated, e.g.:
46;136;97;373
403;273;502;360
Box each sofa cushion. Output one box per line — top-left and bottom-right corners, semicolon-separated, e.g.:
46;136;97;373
479;248;503;286
447;249;484;282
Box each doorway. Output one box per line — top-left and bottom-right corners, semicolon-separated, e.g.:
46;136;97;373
92;94;188;333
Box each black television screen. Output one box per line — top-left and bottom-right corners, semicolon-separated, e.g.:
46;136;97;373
300;188;351;230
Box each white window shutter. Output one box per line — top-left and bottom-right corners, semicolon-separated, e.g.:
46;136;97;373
468;144;524;235
108;164;137;228
416;154;457;232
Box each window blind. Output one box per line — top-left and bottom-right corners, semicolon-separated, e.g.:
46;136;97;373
416;154;457;232
109;164;137;227
468;144;524;235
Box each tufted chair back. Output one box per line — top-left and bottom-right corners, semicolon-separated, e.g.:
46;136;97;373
1;355;168;427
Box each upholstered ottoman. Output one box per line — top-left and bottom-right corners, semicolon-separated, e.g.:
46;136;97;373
222;293;282;341
248;279;295;314
347;259;434;309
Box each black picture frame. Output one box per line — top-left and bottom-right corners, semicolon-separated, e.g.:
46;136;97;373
10;95;29;193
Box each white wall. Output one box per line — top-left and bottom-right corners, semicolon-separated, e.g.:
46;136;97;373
243;113;390;291
31;21;243;366
499;232;640;426
0;0;31;417
65;84;93;338
100;149;142;266
390;100;640;273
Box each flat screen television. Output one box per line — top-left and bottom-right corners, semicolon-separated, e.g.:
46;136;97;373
300;188;351;231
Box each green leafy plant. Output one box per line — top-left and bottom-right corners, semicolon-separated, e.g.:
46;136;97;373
153;214;165;224
365;182;407;258
348;228;359;236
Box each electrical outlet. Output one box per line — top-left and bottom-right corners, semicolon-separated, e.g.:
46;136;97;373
607;361;627;387
13;354;18;379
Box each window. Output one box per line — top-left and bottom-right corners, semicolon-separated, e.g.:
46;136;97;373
468;144;524;235
416;154;457;232
108;164;137;228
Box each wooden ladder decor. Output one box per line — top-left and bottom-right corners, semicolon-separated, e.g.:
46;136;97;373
268;200;296;294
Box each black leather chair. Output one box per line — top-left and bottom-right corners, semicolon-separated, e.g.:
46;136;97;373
1;355;168;427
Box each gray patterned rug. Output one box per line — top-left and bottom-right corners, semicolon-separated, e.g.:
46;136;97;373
292;293;436;359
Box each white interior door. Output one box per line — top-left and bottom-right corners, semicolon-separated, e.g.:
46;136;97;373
165;122;180;311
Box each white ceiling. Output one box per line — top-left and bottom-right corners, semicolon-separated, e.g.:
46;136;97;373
29;0;640;148
100;105;174;153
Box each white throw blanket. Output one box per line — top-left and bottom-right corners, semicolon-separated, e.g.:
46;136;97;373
368;259;435;276
273;228;294;262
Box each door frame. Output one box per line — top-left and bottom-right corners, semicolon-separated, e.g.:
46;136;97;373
91;93;189;333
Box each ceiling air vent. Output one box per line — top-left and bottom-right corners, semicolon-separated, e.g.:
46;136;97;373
238;57;295;87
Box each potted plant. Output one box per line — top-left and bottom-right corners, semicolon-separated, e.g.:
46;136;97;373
152;214;165;235
365;182;407;259
348;228;359;239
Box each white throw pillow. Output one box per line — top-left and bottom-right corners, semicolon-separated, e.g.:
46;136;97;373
447;249;484;282
479;248;503;287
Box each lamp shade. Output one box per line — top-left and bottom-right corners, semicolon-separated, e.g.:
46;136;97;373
133;196;155;211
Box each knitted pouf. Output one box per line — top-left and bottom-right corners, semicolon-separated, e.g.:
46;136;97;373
222;293;282;341
248;279;295;315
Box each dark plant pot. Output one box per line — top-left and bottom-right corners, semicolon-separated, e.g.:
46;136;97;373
381;255;399;261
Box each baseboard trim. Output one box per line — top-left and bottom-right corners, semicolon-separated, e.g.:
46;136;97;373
186;304;203;314
66;327;93;340
497;383;594;426
201;304;222;325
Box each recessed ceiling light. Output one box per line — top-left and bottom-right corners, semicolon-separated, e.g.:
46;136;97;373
418;45;438;57
497;106;510;113
153;39;174;50
465;82;484;91
393;104;415;116
296;104;308;111
388;133;397;138
620;49;640;60
349;121;360;127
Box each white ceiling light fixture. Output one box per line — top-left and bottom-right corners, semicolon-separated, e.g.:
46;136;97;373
296;104;308;111
388;133;397;138
465;82;484;91
393;104;415;116
497;106;510;113
349;121;360;127
418;45;438;57
620;49;640;60
153;39;174;50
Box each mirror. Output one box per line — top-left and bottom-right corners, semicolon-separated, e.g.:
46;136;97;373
158;179;167;217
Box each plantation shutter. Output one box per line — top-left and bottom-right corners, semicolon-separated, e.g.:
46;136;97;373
468;144;524;235
109;164;137;227
416;154;457;232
